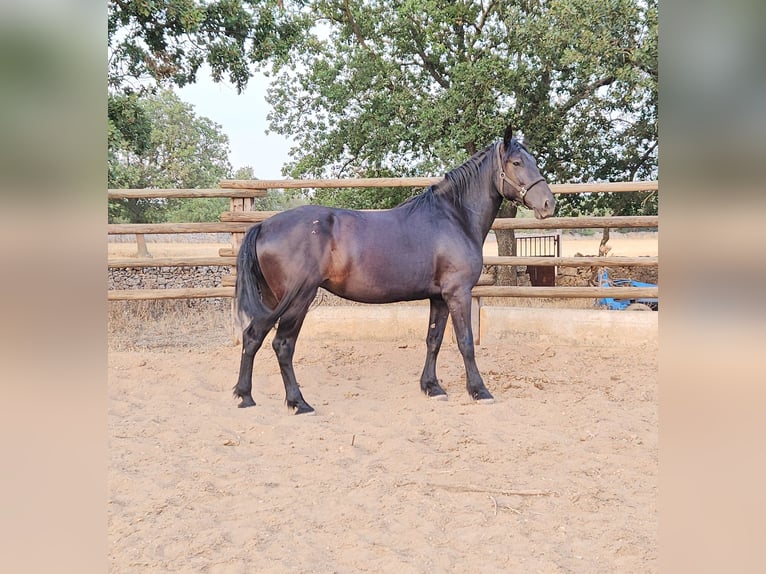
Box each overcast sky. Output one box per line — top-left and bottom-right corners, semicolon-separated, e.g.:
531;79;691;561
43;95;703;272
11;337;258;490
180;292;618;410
175;70;293;179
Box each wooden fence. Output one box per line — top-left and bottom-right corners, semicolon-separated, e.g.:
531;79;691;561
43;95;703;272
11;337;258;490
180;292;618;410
108;179;658;303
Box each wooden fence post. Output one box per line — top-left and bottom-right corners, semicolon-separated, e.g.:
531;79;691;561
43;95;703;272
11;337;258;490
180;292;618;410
229;195;256;344
472;296;482;346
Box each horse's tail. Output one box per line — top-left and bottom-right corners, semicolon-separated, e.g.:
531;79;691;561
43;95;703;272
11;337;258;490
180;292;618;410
234;223;309;330
234;224;273;327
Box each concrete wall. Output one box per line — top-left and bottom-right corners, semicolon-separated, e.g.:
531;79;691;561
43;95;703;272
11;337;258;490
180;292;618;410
479;306;657;347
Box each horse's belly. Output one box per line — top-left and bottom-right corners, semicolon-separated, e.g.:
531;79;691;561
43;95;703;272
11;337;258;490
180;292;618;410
322;258;438;304
324;281;436;304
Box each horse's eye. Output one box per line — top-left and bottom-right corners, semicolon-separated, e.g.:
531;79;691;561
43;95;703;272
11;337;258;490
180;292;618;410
512;161;521;167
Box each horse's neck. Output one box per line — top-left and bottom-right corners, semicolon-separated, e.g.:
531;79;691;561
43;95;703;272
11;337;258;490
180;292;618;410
474;188;503;241
447;169;502;243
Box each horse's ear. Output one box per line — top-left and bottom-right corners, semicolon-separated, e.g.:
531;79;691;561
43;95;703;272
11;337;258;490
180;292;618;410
503;124;513;149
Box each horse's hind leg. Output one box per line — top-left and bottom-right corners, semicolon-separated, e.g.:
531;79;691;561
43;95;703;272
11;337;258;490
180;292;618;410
420;297;449;399
233;318;275;408
272;290;317;415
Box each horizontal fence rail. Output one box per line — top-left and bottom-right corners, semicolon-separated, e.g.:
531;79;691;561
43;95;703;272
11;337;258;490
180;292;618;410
108;222;253;234
107;215;657;235
219;211;657;230
482;255;657;267
108;180;658;305
471;286;657;298
107;188;268;199
107;287;235;301
491;215;657;230
220;177;441;189
217;179;658;194
106;285;657;301
108;180;657;198
107;256;237;268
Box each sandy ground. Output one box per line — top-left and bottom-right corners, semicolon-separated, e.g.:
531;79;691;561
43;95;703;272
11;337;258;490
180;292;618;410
108;331;657;572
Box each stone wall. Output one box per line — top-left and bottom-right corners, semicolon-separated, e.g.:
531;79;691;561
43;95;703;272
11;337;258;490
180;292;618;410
556;264;658;287
109;265;231;290
109;266;232;310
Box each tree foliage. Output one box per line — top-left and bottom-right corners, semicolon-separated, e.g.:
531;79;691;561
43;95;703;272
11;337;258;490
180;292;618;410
106;0;658;218
107;1;309;222
108;0;305;93
265;0;657;215
108;90;232;222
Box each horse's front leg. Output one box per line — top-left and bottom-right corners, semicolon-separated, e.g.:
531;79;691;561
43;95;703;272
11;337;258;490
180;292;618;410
444;288;494;403
272;296;316;415
420;297;449;399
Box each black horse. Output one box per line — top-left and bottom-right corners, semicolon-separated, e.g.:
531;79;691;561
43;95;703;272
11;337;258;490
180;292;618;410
234;124;555;414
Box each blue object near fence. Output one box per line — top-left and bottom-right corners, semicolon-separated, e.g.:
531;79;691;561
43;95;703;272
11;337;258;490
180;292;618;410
596;268;658;311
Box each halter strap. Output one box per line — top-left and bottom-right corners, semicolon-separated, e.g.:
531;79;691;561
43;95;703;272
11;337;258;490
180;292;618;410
496;143;546;208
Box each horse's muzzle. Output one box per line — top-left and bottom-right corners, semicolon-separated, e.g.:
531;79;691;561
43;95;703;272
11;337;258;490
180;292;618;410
534;199;555;219
532;186;556;219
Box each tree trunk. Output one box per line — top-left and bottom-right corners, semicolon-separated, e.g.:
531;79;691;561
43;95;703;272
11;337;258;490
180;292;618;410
594;227;611;285
135;233;152;258
599;227;611;256
495;202;518;286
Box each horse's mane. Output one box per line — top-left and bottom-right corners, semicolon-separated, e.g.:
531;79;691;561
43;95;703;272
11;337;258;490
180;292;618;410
440;144;495;194
397;142;511;213
397;138;529;215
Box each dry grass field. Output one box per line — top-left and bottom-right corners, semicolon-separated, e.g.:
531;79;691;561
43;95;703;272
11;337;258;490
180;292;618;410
107;231;658;259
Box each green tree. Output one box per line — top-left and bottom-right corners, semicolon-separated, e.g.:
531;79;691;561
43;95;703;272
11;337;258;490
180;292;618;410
108;0;306;93
108;92;166;223
165;197;229;222
108;90;232;223
266;0;657;217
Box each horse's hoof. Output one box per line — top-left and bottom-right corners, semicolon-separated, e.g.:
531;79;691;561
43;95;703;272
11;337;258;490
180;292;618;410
294;405;316;416
237;397;256;408
424;383;447;400
471;388;495;403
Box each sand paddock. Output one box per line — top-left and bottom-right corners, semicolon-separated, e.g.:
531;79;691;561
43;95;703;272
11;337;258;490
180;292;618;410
108;321;657;572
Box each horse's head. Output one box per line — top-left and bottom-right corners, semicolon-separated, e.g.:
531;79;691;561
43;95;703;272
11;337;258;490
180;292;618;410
497;125;556;219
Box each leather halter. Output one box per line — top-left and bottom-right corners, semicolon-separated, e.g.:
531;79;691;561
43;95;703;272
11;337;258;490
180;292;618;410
496;143;546;208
